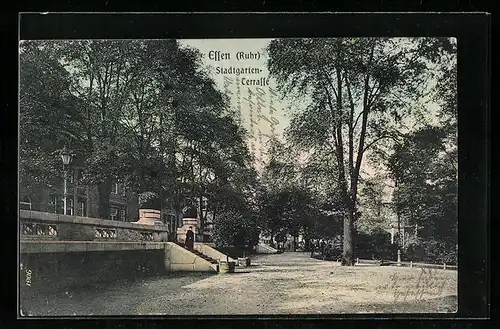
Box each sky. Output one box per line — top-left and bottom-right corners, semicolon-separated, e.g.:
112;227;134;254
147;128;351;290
179;38;289;169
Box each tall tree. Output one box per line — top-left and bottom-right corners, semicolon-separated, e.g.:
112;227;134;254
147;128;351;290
385;38;457;263
56;40;143;218
268;37;436;265
19;41;77;191
387;126;457;263
20;39;255;229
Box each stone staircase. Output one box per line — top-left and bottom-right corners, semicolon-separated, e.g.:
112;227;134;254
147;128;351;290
174;242;220;268
256;242;278;254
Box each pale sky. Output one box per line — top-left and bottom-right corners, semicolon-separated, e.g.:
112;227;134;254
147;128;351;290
179;39;289;168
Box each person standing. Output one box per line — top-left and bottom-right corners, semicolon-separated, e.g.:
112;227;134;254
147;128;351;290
185;226;194;250
310;241;316;257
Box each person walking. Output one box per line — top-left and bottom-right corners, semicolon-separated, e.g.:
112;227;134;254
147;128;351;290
326;243;332;260
310;241;316;257
185;226;194;250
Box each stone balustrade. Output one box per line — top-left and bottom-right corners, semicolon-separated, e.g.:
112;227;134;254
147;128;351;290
19;211;226;273
19;210;168;242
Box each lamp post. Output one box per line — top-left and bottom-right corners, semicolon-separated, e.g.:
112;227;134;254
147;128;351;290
394;177;402;266
60;146;73;215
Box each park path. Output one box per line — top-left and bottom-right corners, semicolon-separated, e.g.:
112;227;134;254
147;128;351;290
22;252;457;316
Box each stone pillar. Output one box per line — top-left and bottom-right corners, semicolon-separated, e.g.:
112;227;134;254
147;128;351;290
136;209;162;225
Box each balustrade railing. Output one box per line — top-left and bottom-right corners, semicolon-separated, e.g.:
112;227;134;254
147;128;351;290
22;222;58;238
95;228;117;239
19;210;169;243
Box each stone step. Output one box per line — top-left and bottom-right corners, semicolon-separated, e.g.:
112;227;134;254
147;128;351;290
175;242;219;264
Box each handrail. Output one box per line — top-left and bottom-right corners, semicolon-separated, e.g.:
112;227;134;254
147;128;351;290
19;210;167;232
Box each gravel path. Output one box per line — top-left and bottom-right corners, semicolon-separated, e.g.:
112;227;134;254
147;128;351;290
21;252;457;316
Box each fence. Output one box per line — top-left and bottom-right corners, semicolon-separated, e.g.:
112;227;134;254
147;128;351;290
355;258;458;271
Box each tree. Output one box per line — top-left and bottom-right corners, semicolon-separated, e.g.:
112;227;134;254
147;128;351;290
366;38;458;263
212;209;260;251
258;141;322;249
357;173;391;233
54;40;145;218
114;40;231;227
257;138;296;246
20;39;250;225
19;41;78;191
387;126;457;263
268;37;439;265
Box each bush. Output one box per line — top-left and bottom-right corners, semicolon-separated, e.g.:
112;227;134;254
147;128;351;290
422;240;457;265
212;210;260;250
404;238;457;265
323;245;342;261
355;229;395;260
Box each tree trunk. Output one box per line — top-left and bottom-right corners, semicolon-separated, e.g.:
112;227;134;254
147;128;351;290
199;194;204;242
198;152;204;233
97;178;113;219
341;211;356;266
340;42;375;266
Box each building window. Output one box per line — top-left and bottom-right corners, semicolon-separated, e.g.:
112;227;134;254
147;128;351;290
77;169;84;182
114;181;126;195
49;195;56;205
110;207;118;221
119;209;126;221
78;198;86;217
68;169;74;184
67;198;74;216
49;194;60;214
113;182;125;195
113;182;126;195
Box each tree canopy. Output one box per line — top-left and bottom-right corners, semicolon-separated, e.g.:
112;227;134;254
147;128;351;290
267;37;456;265
20;40;256;231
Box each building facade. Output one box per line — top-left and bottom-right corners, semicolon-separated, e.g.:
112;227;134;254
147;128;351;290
20;165;138;222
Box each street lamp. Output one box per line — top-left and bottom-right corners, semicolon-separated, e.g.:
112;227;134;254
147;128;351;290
60;146;73;215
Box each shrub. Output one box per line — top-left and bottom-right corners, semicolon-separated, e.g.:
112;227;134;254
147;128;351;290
355;228;395;260
421;239;458;265
212;210;260;250
404;237;457;265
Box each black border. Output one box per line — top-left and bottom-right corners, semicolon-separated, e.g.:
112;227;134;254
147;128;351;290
5;10;491;329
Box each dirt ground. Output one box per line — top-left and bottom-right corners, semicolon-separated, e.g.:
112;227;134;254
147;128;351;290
21;252;457;316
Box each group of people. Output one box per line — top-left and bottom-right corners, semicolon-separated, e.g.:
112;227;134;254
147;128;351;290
310;239;339;259
277;240;305;252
